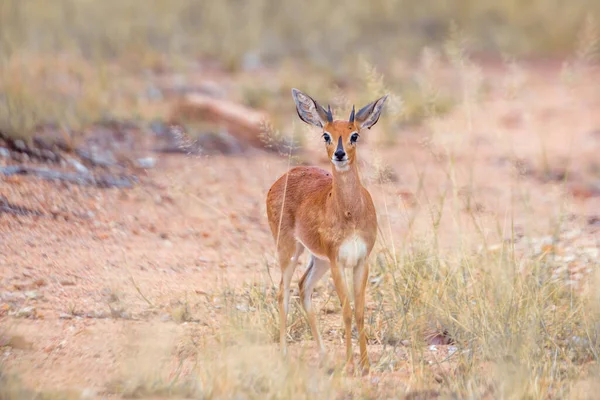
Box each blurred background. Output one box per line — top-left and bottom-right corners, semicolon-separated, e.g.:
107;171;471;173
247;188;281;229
2;1;600;398
1;0;599;138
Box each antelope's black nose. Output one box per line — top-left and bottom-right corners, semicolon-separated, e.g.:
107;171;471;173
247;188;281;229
334;149;346;161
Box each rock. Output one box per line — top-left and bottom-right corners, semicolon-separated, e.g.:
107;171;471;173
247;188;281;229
40;149;59;162
86;310;108;319
13;140;27;151
15;306;36;318
170;93;270;150
24;291;38;299
59;313;73;320
0;147;10;158
65;156;89;174
76;148;117;168
135;157;156;169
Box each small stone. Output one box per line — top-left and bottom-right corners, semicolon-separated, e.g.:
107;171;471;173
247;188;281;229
86;310;107;319
40;149;59;162
60;280;76;286
24;291;38;299
0;147;10;158
13;140;27;151
65;156;89;174
135;157;156;169
15;306;36;318
59;313;73;320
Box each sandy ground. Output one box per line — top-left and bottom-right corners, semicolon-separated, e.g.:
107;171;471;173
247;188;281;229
1;62;599;396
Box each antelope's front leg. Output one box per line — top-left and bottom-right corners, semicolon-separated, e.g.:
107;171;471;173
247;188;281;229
329;260;354;371
354;259;370;375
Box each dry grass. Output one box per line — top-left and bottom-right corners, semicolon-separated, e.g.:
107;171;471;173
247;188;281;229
2;1;600;399
93;234;600;398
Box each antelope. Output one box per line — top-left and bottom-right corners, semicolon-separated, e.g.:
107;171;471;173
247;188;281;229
266;88;388;374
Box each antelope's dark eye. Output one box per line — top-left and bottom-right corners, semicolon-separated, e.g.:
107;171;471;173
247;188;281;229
322;133;332;144
350;133;359;144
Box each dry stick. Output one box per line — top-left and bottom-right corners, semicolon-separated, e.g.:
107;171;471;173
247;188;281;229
130;275;155;308
275;127;295;255
276;127;296;342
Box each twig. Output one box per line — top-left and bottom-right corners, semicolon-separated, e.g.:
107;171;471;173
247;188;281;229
130;276;155;308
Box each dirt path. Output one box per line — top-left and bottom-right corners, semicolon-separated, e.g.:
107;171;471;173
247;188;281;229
1;63;599;396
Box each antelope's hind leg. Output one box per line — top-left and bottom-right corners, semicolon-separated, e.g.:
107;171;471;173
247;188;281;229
278;241;304;357
299;255;329;356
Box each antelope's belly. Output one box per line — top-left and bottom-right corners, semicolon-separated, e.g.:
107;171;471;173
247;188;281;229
337;234;368;268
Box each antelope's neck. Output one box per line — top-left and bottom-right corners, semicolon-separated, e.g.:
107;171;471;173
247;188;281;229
331;163;364;212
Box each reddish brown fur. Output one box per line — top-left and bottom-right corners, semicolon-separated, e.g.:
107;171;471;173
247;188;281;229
266;119;378;374
266;120;377;261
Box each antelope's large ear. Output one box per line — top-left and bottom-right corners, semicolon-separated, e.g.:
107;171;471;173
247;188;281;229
291;88;331;128
355;95;388;130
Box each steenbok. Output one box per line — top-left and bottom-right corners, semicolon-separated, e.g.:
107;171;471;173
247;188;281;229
266;89;388;374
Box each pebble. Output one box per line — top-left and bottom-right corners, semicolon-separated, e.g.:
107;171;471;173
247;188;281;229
24;291;38;299
15;306;36;318
13;140;27;151
0;147;10;158
65;156;89;174
135;157;157;169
